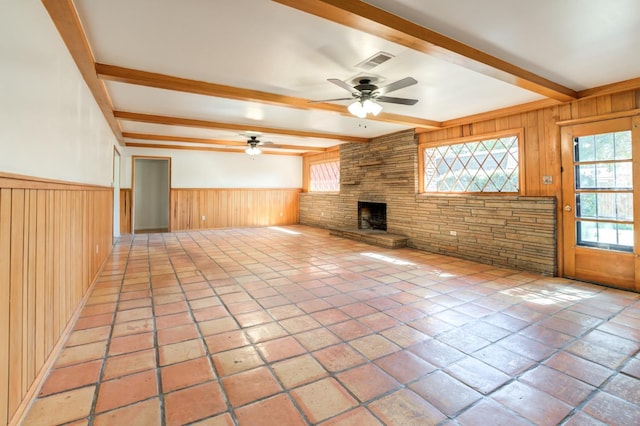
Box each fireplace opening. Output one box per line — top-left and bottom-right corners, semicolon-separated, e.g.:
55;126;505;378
358;202;387;231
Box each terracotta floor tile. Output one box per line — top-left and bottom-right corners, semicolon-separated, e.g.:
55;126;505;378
22;227;640;426
235;394;306;426
446;356;511;395
472;343;536;375
349;334;401;359
155;300;189;316
161;356;215;392
604;374;640;405
368;389;446;425
190;413;235;426
102;348;156;380
295;328;341;351
235;310;273;328
545;351;614;387
73;313;114;331
245;322;288;343
318;407;383;426
156;311;193;329
313;343;366;373
199;317;239;337
66;326;111;347
337;363;400;402
158;323;200;345
456;398;532;426
498;334;556;362
108;332;154;355
221;366;282;407
280;315;322;334
257;335;306;362
112;318;154;337
272;354;328;389
381;325;429;348
410;370;481;416
328;319;373;341
95;370;157;413
159;338;206;366
193;305;230;321
205;329;249;354
268;304;306;320
115;307;153;323
291;378;358;423
164;381;227;426
492;381;573;425
409;339;465;368
55;341;108;368
23;386;95;425
94;397;161;426
212;346;264;376
357;312;400;331
621;356;640;379
39;360;102;396
375;350;436;384
520;365;594;406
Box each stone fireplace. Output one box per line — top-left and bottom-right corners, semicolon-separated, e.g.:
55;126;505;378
358;201;387;231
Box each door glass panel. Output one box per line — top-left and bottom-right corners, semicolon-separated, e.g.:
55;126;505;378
576;192;633;221
576;221;633;251
573;129;633;253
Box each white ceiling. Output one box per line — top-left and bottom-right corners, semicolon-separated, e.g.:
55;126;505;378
67;0;640;155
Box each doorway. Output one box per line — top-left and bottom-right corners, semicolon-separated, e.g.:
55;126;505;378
561;116;640;291
113;148;121;240
132;157;171;233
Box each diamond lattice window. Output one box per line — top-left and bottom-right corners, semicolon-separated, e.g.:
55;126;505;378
423;135;520;193
310;161;340;192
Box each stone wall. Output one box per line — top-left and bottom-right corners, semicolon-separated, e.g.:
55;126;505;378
299;129;557;275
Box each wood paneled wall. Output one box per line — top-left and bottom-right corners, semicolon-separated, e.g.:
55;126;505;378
171;188;301;230
0;174;113;426
419;89;640;198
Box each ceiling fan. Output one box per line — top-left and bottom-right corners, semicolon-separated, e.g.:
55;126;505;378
313;76;419;118
245;135;280;155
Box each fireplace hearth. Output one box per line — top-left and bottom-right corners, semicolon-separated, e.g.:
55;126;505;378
358;201;387;231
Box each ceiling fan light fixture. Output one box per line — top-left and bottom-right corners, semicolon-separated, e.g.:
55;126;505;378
348;99;382;118
245;146;262;155
363;99;382;116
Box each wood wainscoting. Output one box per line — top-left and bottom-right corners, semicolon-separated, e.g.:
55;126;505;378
171;188;301;230
0;173;113;426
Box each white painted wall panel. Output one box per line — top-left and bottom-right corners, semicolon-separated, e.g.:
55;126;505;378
122;147;302;189
0;0;117;185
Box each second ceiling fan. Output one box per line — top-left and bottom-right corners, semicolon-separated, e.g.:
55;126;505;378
314;76;419;118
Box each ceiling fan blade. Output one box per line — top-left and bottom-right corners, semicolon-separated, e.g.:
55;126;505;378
328;78;359;94
376;95;419;105
308;97;354;104
376;77;417;95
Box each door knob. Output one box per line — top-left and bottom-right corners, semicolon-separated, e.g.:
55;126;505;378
564;205;572;212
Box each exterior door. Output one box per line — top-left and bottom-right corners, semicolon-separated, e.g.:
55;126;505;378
561;116;640;291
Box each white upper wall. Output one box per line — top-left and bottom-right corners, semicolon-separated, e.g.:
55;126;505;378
0;0;117;185
122;147;302;189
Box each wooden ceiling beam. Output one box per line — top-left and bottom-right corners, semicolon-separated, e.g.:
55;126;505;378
123;132;328;152
42;0;124;144
273;0;578;103
97;63;441;129
114;111;369;143
125;142;303;156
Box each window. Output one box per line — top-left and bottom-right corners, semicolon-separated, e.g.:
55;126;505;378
310;160;340;192
421;131;522;193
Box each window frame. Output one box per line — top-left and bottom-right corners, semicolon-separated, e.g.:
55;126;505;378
307;158;340;193
418;128;526;195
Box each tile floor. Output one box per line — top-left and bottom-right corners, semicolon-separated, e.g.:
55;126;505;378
22;225;640;425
